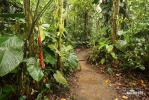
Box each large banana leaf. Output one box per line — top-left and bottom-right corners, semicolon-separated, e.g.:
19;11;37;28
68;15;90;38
0;35;24;76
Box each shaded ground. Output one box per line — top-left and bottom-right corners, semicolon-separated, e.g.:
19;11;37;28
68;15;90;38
48;48;149;100
69;48;121;100
68;48;149;100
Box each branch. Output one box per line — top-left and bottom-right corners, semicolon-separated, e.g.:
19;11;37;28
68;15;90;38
27;0;53;41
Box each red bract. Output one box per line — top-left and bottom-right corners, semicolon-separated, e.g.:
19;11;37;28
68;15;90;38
39;50;45;69
38;36;42;46
39;51;43;59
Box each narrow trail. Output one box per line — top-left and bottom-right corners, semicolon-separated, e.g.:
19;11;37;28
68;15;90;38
70;49;121;100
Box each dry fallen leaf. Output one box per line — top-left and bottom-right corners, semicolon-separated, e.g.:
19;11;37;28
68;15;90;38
114;98;118;100
140;79;144;84
116;73;121;76
116;82;123;86
61;99;66;100
141;83;146;87
105;79;110;83
129;81;137;86
122;96;128;99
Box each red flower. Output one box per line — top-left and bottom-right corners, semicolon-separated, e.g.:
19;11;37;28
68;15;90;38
38;36;42;46
39;50;45;69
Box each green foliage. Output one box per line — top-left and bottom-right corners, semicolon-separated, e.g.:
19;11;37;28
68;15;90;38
0;85;17;100
92;0;99;4
0;35;24;76
0;35;24;47
62;45;78;76
116;32;149;70
107;67;113;74
26;57;44;82
2;85;17;93
88;0;149;73
68;52;78;69
115;40;127;52
0;13;25;18
53;70;68;85
0;87;2;95
100;58;105;65
18;95;26;100
106;45;113;53
66;0;93;47
1;0;148;99
43;47;57;65
0;93;7;100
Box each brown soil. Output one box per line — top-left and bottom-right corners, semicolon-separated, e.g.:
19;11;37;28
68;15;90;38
69;48;122;100
48;48;149;100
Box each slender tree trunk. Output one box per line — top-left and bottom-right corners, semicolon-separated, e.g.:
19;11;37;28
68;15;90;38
84;8;88;36
111;0;120;43
23;0;35;57
57;0;63;72
121;0;127;30
23;0;34;99
64;0;67;29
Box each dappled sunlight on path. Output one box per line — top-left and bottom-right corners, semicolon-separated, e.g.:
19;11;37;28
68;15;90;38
72;49;121;100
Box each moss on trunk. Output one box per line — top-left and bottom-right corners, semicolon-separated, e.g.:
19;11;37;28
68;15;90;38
111;0;120;44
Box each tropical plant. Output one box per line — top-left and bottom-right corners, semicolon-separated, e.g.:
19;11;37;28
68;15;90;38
0;0;79;99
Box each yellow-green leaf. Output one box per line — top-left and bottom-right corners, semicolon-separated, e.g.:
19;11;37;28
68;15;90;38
39;26;45;41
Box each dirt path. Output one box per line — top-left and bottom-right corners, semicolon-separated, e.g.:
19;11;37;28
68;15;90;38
70;49;121;100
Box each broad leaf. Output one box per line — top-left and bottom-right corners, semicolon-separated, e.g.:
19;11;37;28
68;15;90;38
18;95;26;100
39;26;45;41
115;40;127;52
0;35;24;76
137;23;149;29
111;52;117;59
68;53;78;69
0;35;24;47
53;70;68;85
100;58;105;64
3;85;17;93
106;45;113;53
27;58;44;82
0;47;23;76
43;48;57;65
48;43;61;56
98;42;105;50
118;30;126;36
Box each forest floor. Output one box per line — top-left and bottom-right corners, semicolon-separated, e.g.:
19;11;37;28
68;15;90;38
67;48;149;100
48;48;149;100
68;48;121;100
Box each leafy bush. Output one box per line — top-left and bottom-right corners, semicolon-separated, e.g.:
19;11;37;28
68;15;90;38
115;29;149;70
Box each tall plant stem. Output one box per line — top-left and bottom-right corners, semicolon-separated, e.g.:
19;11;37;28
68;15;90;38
111;0;120;44
27;0;53;41
57;0;64;72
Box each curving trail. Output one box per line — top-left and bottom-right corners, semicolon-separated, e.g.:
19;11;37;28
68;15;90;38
70;49;121;100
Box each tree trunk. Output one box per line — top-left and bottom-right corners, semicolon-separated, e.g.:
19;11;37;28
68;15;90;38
111;0;120;43
64;0;67;28
23;0;34;99
121;0;127;30
84;8;88;36
57;0;63;72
